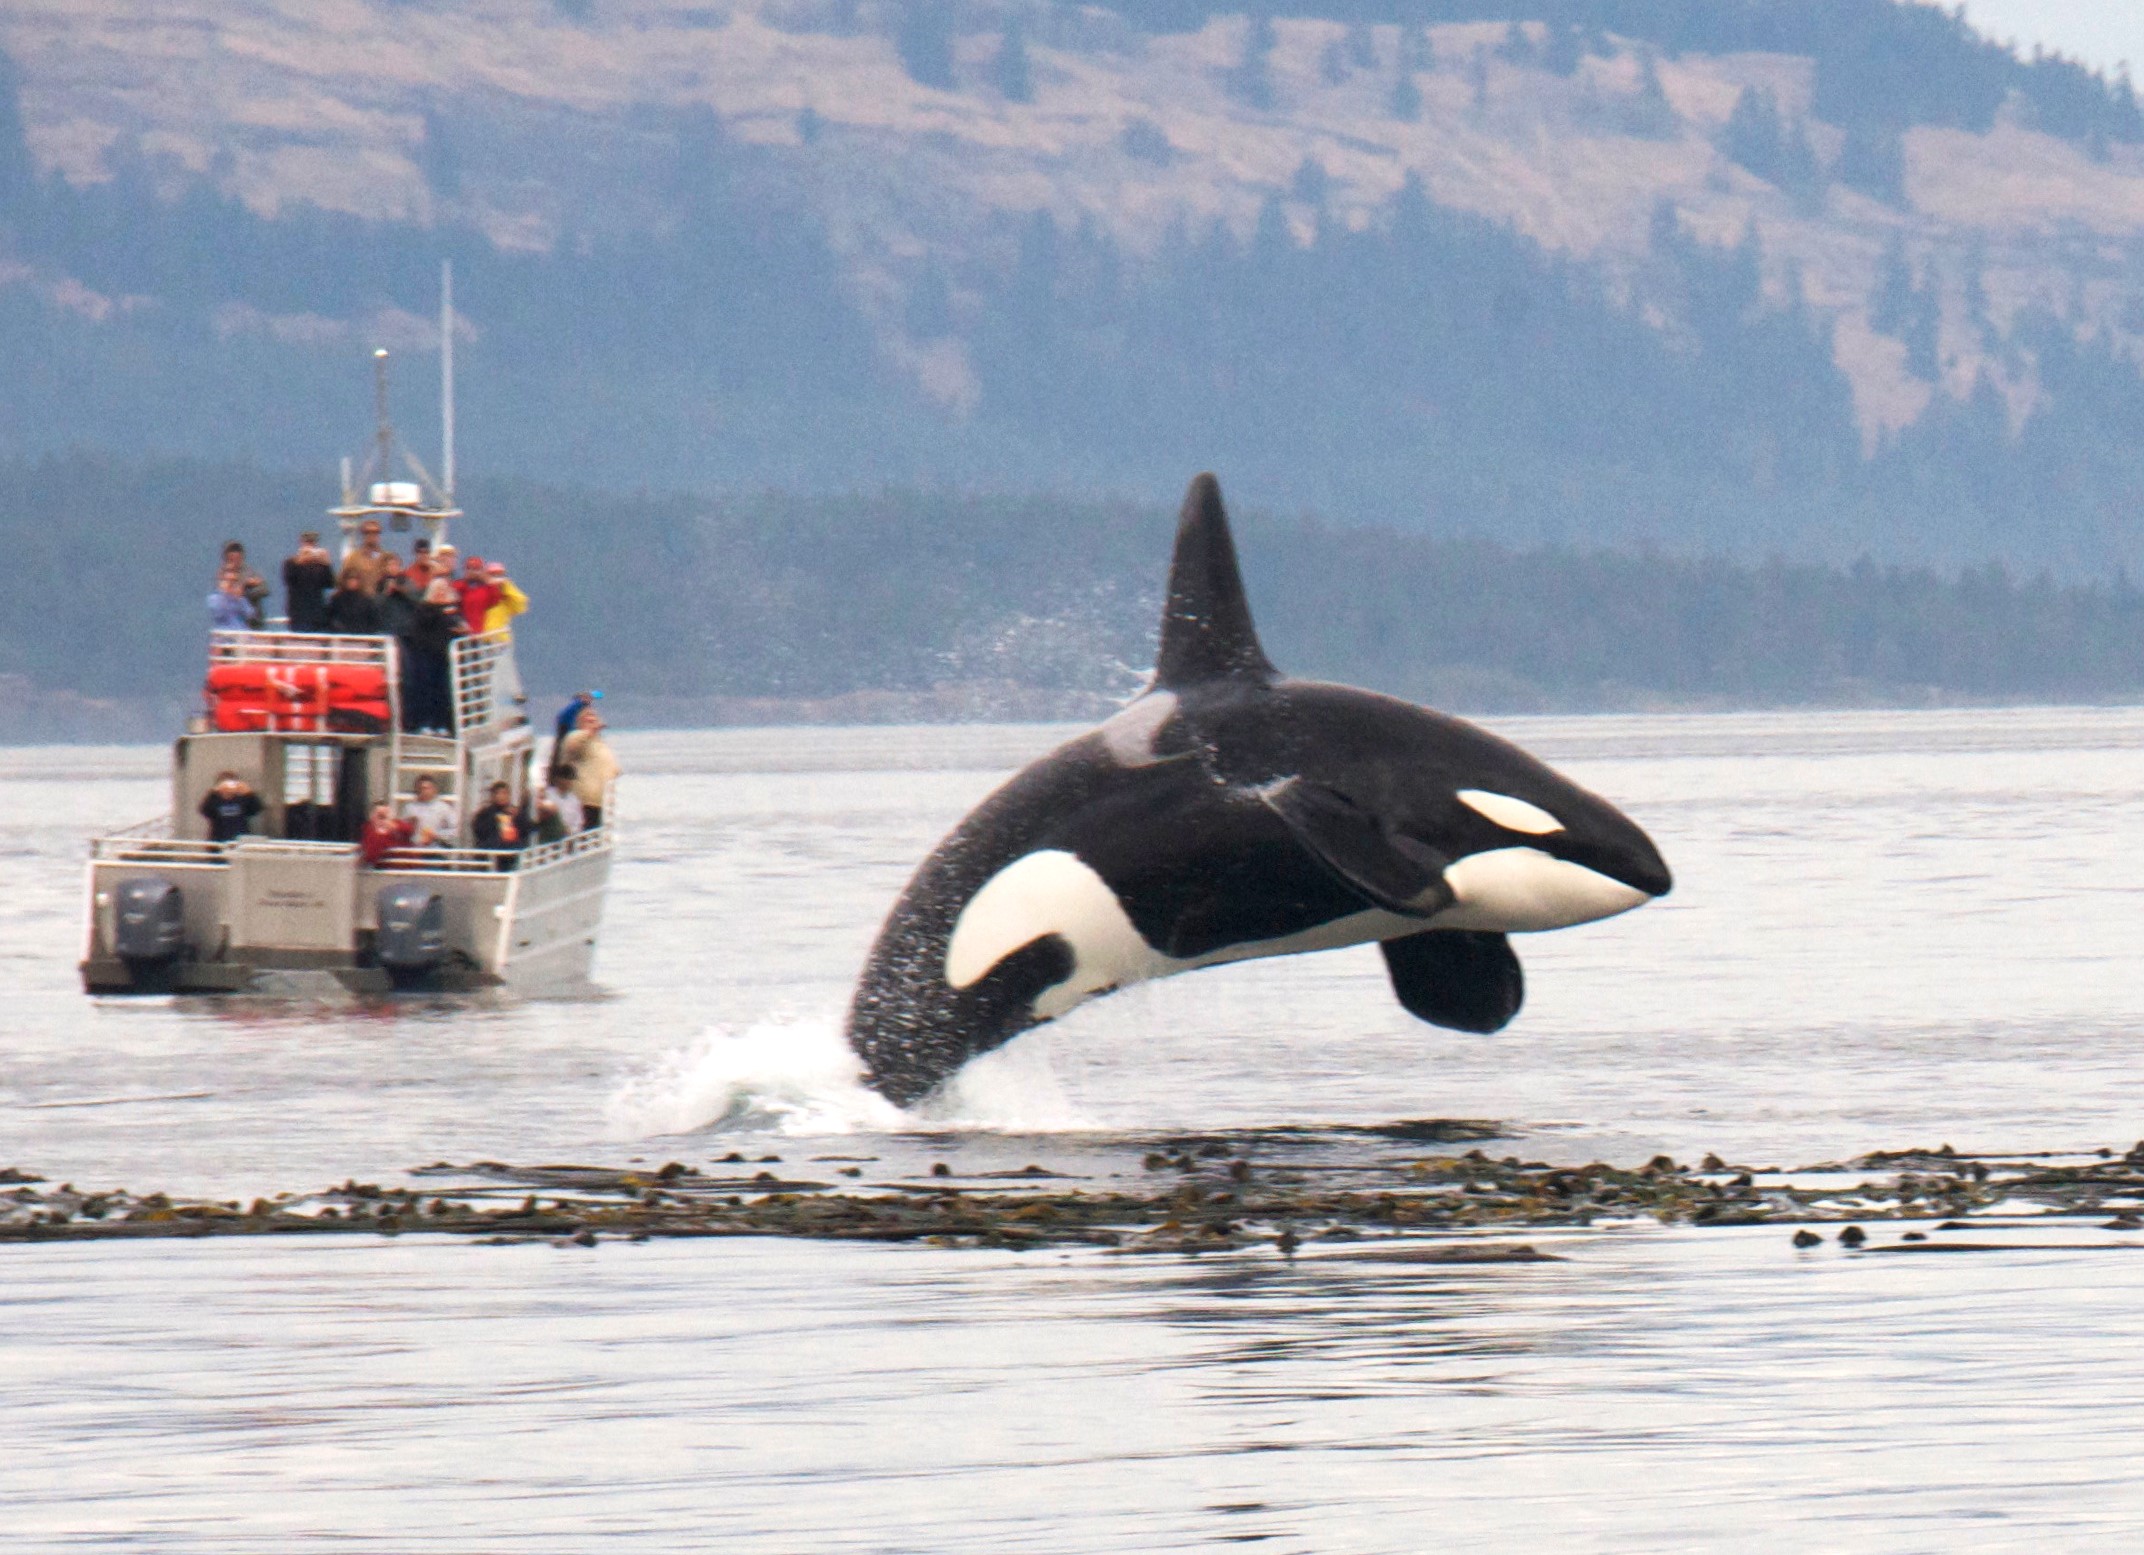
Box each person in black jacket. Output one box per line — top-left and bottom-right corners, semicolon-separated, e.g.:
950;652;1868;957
375;555;419;639
198;772;263;843
471;781;532;866
283;532;335;633
325;566;383;634
403;579;464;732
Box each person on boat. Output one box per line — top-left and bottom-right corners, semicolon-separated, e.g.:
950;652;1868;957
325;565;384;634
471;781;532;865
221;542;270;627
481;562;528;637
207;573;254;633
198;772;263;843
358;800;412;867
344;517;394;591
408;537;434;588
559;708;618;829
283;531;335;633
548;690;600;776
400;775;458;848
404;578;465;733
457;554;499;635
375;554;419;641
536;764;583;842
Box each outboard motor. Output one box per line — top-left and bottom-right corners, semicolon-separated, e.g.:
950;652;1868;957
375;884;446;982
113;877;186;967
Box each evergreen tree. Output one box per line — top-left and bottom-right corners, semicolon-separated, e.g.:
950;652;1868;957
1724;87;1782;175
1389;69;1422;123
1120;117;1173;165
893;1;957;91
0;51;37;203
1625;51;1676;139
995;17;1034;103
1543;21;1584;79
1320;36;1350;87
1227;14;1277;111
1837;123;1906;205
1346;21;1377;71
1871;237;1914;336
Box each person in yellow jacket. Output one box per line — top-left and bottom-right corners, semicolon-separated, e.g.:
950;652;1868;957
481;561;529;636
559;708;620;829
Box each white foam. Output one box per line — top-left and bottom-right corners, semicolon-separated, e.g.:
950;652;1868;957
922;1032;1096;1131
604;1017;1098;1139
604;1016;905;1138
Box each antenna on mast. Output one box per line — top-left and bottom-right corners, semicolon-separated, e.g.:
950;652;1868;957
373;348;393;488
440;259;455;502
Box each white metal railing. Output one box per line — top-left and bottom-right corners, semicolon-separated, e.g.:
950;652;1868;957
378;820;611;875
229;838;359;859
449;631;513;736
93;835;225;864
91;832;362;864
104;814;173;840
377;845;516;874
209;630;396;667
94;819;612;871
520;822;613;870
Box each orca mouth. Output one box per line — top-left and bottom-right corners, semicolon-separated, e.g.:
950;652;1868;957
1599;842;1672;900
1543;825;1671;902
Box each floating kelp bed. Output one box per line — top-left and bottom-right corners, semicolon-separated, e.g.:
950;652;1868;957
7;1132;2144;1255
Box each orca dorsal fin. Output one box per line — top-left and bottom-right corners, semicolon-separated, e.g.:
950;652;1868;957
1154;473;1277;688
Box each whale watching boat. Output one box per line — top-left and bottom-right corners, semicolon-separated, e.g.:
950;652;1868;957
81;278;612;995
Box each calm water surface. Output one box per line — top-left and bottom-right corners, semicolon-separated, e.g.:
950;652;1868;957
5;709;2144;1550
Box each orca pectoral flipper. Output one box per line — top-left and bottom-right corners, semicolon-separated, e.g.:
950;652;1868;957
1380;930;1524;1034
1260;779;1454;916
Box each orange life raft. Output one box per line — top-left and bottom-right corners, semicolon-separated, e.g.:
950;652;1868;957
205;661;392;732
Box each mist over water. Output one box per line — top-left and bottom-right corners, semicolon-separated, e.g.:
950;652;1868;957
7;712;2144;1548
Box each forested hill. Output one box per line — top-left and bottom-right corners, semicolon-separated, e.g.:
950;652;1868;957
7;2;2144;578
10;455;2144;743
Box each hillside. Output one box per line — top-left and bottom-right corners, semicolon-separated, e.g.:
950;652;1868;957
4;1;2144;575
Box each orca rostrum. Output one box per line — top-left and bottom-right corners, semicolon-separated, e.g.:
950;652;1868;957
845;474;1672;1106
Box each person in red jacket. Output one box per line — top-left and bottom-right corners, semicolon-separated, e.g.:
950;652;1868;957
457;554;499;635
359;801;412;867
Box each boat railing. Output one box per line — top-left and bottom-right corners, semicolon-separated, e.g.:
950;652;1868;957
91;813;227;864
92;833;364;864
228;838;360;859
521;821;613;871
209;630;396;667
381;821;611;876
102;814;174;841
95;821;610;871
449;631;516;737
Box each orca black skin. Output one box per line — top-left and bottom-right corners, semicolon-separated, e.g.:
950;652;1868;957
846;474;1672;1106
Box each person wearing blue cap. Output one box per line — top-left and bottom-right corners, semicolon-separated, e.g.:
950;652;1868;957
549;689;601;778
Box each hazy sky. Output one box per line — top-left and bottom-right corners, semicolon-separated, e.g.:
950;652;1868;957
1957;0;2144;77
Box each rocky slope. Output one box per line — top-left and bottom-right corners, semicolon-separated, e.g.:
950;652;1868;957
5;2;2144;567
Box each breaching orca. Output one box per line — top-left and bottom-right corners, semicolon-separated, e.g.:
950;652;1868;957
845;474;1672;1106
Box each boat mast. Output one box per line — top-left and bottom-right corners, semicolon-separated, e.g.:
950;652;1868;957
329;273;461;557
441;259;455;504
373;347;393;488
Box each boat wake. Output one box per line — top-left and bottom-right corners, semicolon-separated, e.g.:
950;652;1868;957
604;1014;1096;1139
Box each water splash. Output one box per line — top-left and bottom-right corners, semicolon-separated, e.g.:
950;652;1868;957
605;1016;1097;1139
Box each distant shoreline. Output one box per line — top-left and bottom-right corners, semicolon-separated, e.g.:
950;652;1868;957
10;678;2144;748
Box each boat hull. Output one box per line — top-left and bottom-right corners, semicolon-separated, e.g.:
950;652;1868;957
81;837;611;997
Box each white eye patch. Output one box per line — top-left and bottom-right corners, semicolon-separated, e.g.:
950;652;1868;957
1455;789;1564;836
